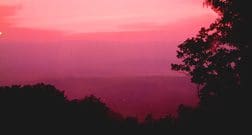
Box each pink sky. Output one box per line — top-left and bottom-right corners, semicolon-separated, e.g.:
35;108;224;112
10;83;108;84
1;0;215;33
0;0;217;83
0;0;218;119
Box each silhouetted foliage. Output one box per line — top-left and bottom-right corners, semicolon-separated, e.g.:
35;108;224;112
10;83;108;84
172;0;250;101
0;84;123;134
0;83;181;134
0;83;178;135
172;0;250;134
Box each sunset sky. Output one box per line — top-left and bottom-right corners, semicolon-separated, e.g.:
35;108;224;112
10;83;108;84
0;0;217;118
1;0;216;33
0;0;217;81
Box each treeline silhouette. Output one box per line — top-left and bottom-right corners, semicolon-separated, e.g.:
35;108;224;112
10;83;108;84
0;82;245;135
0;83;177;135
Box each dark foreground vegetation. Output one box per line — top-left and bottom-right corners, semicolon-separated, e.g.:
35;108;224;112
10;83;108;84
0;82;246;135
0;0;250;134
0;83;176;134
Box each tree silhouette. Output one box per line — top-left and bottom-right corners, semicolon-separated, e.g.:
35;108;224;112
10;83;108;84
172;0;250;133
172;0;249;103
